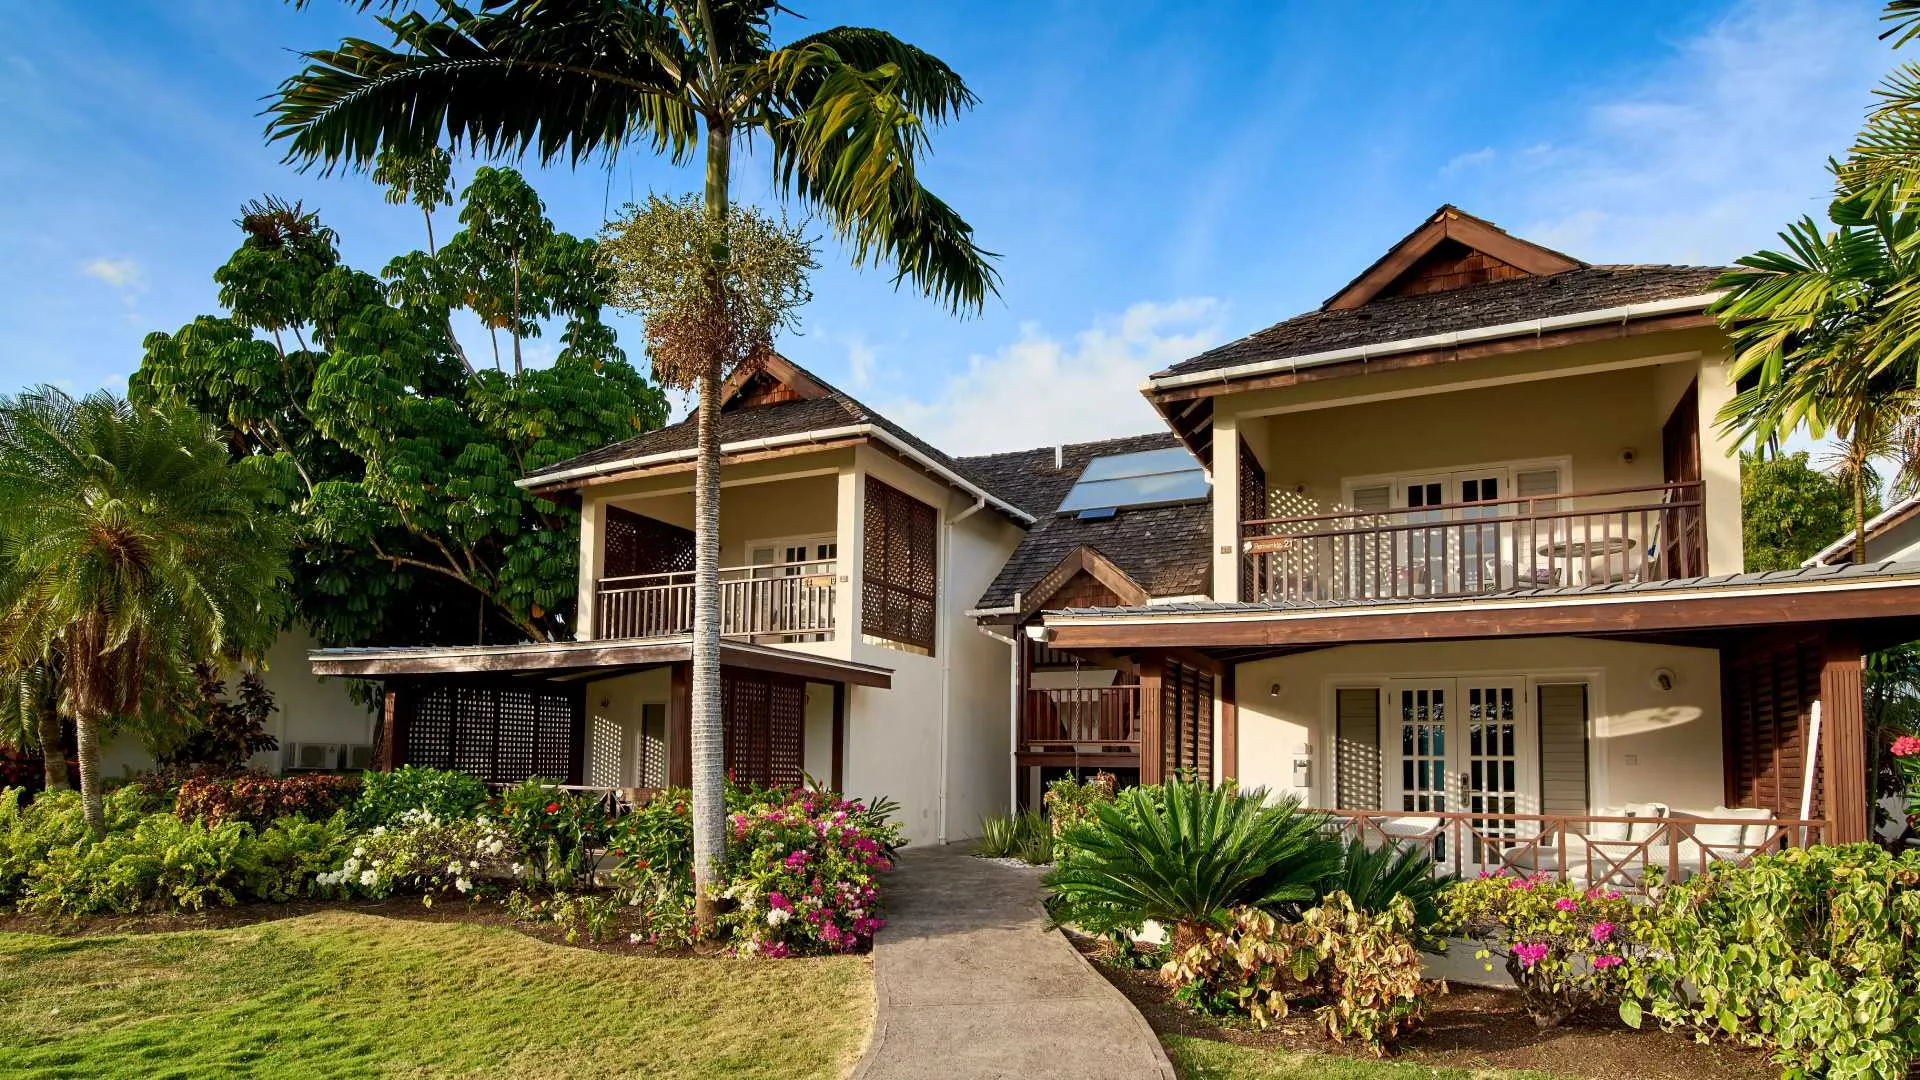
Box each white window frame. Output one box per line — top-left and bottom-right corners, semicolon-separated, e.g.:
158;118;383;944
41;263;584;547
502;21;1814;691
744;533;837;575
1340;455;1573;511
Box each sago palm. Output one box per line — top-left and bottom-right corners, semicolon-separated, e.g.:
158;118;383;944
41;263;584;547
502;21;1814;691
0;653;65;791
1712;201;1920;562
1043;781;1344;949
268;0;998;926
0;389;291;829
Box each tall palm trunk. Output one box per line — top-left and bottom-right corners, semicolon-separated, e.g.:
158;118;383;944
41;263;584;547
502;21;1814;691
73;711;102;829
36;700;66;791
689;119;733;931
67;622;108;830
1855;468;1871;564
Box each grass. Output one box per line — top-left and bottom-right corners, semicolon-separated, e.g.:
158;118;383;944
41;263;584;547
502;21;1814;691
0;912;872;1080
1166;1036;1564;1080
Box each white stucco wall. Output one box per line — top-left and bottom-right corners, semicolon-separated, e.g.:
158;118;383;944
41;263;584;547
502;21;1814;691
1232;637;1725;813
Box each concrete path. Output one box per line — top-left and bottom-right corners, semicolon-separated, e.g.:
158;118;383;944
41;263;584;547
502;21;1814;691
851;844;1176;1080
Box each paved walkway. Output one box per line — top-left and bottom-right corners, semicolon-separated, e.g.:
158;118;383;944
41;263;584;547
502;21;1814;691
851;844;1176;1080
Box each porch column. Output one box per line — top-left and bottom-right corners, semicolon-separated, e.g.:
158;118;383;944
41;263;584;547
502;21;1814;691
377;683;404;772
831;683;847;792
576;495;604;641
1219;666;1238;784
1819;635;1868;843
1138;654;1165;785
668;661;692;788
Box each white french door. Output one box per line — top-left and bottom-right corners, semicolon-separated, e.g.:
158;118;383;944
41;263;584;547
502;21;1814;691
1386;678;1537;869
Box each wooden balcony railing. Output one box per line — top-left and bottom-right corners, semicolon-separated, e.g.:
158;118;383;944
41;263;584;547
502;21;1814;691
1021;686;1142;751
595;561;836;642
1318;808;1825;897
1243;481;1705;604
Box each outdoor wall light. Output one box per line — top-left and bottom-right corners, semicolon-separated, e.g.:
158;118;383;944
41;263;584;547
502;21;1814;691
1268;682;1282;697
1024;623;1055;643
1650;667;1678;693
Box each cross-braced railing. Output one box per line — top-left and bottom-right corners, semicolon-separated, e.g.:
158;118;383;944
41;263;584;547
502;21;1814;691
595;560;837;642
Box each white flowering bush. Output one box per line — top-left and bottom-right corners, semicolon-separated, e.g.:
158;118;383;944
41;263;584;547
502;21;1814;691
315;809;522;903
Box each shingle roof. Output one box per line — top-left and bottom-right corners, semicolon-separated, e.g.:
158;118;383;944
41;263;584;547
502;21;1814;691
1047;560;1920;617
1152;264;1727;381
963;433;1212;610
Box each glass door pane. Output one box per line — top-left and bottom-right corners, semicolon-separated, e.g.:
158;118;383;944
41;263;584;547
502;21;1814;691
1457;474;1503;592
1396;684;1448;813
1462;680;1530;871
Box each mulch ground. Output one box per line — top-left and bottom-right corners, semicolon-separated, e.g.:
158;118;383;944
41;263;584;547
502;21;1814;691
0;895;723;958
1070;934;1778;1080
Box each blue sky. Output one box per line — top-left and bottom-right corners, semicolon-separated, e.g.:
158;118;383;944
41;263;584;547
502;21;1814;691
0;0;1895;454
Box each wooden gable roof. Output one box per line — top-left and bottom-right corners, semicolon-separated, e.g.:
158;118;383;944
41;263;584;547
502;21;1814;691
721;354;831;411
1322;205;1585;311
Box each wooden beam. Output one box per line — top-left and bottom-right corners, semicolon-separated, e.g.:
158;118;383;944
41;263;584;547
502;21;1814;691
831;682;847;792
1820;634;1869;843
527;436;869;496
1014;751;1143;769
311;638;893;689
1219;667;1238;783
1147;311;1718;406
668;661;692;789
1046;579;1920;651
378;684;403;772
1137;655;1166;785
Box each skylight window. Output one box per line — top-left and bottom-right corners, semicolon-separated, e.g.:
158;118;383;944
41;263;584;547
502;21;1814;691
1057;447;1209;516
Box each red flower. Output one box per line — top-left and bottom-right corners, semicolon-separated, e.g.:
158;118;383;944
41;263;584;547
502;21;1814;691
545;801;561;813
1891;735;1920;758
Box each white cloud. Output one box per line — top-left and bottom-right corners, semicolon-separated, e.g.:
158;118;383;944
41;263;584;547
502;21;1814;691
80;256;144;295
1441;147;1497;175
1475;0;1888;265
868;298;1226;456
842;334;878;390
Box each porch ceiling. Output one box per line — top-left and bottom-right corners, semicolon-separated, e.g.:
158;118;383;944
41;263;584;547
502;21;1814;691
1039;561;1920;658
309;636;893;689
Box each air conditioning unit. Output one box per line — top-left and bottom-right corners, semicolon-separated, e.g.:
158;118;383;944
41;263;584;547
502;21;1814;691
288;742;342;771
343;744;375;771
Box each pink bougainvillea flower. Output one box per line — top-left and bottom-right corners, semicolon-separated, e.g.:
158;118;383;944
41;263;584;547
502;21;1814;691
1513;942;1550;968
1590;921;1615;943
1554;897;1579;912
1891;735;1920;758
1591;954;1624;969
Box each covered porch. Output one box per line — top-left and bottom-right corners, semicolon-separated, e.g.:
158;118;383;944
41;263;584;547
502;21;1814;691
310;637;892;797
1035;563;1920;890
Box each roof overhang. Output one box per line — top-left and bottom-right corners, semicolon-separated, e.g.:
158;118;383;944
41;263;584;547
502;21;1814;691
1038;568;1920;656
1805;494;1920;567
310;636;893;689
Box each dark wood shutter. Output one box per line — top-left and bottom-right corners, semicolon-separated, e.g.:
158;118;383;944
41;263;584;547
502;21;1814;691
1238;439;1267;602
1158;661;1215;779
392;682;584;785
863;476;939;653
1723;634;1823;816
720;671;808;787
1536;684;1590;815
1335;688;1381;809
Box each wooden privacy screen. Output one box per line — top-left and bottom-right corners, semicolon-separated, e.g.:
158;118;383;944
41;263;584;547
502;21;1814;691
1721;633;1823;818
399;682;582;785
1161;660;1215;779
722;670;806;787
863;476;939;653
1238;438;1267;602
604;507;696;578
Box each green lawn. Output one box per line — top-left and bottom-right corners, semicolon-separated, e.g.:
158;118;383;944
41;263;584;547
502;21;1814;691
1166;1036;1563;1080
0;912;872;1080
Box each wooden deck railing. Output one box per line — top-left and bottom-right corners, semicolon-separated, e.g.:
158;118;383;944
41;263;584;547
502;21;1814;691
1317;808;1825;896
1243;481;1705;604
1021;686;1142;751
595;561;836;642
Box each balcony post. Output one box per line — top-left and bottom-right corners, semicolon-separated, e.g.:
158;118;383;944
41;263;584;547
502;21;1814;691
668;660;692;788
1211;415;1241;604
577;496;604;641
1219;667;1238;783
1138;654;1166;785
831;682;846;792
1819;633;1868;843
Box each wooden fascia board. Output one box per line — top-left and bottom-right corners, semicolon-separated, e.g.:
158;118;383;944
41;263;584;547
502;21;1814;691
311;640;893;688
1323;221;1450;311
1325;210;1583;311
525;436;869;496
1144;311;1718;407
1043;580;1920;651
720;353;831;407
1017;546;1150;620
1442;214;1583;277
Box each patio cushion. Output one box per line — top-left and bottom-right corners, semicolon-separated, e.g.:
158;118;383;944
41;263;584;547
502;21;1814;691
1717;805;1777;849
1688;809;1750;852
1622;801;1670;843
1587;806;1630;842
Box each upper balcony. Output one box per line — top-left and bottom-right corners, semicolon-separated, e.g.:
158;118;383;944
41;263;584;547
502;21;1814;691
596;559;837;643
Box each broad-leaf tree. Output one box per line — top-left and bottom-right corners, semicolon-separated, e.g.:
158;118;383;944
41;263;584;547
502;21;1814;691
0;390;292;829
268;0;998;925
1740;451;1866;571
1712;200;1920;562
133;169;668;646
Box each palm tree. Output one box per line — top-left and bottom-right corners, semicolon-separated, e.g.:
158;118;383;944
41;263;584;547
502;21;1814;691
1712;201;1920;563
0;389;291;829
267;1;997;925
0;654;66;791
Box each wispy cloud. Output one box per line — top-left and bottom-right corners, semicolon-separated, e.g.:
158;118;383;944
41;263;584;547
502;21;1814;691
869;298;1225;456
1441;147;1497;175
80;256;144;295
1479;0;1889;265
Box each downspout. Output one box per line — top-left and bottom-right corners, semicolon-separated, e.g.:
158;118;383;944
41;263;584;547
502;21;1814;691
937;495;987;845
973;624;1019;817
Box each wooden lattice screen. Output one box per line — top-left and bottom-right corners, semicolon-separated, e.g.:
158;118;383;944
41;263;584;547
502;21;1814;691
1722;633;1824;817
1237;438;1267;602
862;476;939;654
1160;661;1216;779
604;507;696;578
398;682;583;785
721;671;806;787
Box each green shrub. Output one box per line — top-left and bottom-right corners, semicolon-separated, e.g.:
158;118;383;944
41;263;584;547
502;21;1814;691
243;813;355;902
1438;872;1650;1028
317;809;521;902
175;773;362;828
352;766;488;828
1167;893;1434;1052
494;778;612;887
1329;837;1451;944
1043;780;1343;946
21;812;259;916
505;888;629;944
1042;772;1116;837
717;788;903;957
977;811;1053;864
606;789;694;889
0;787;150;901
976;813;1020;857
1627;844;1920;1080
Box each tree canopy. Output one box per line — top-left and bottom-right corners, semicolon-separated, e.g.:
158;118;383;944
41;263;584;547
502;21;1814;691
132;162;668;646
1741;452;1866;571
